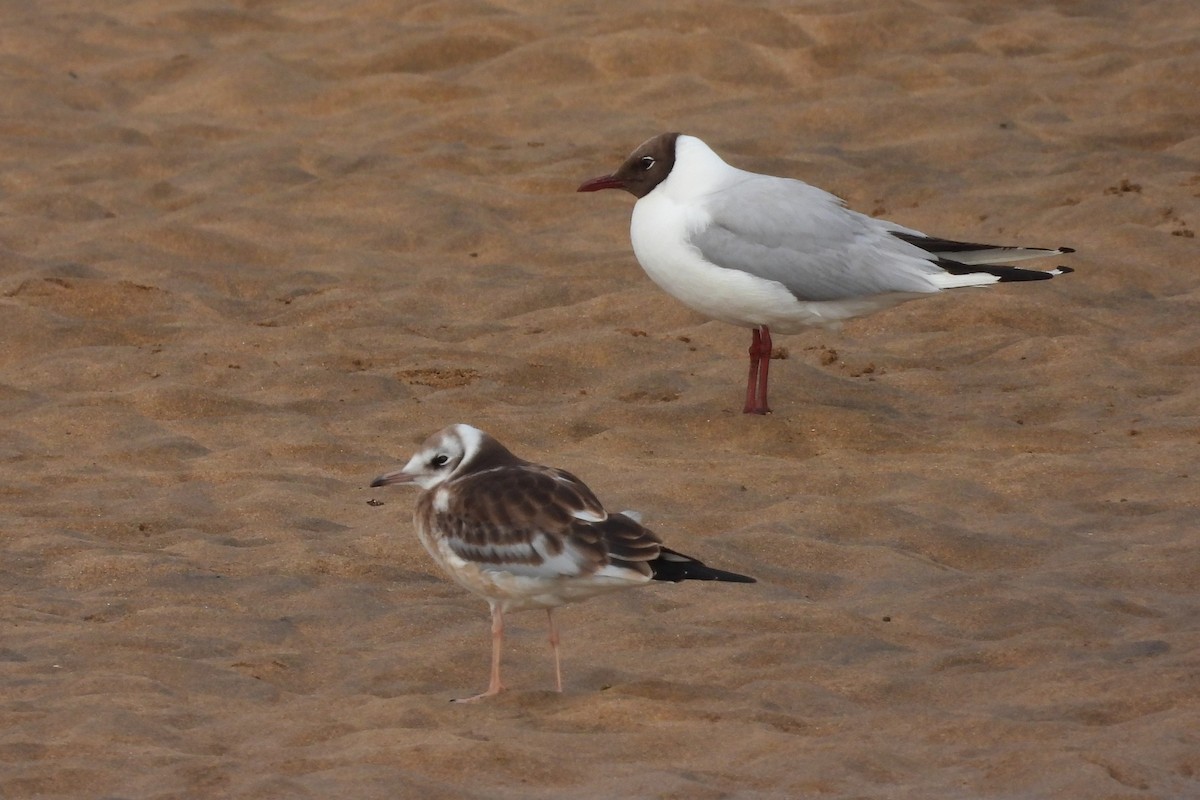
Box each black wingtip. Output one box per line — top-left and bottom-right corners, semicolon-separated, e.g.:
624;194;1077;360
684;568;757;583
650;548;757;583
1056;266;1075;275
1058;247;1076;254
695;567;757;583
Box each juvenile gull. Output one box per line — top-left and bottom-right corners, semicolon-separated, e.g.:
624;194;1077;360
370;423;755;702
578;133;1074;414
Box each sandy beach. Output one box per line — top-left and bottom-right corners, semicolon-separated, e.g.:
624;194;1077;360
2;0;1198;797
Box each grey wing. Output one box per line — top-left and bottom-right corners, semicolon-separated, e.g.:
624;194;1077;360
691;174;942;300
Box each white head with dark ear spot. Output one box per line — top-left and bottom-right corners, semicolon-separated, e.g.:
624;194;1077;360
371;423;486;491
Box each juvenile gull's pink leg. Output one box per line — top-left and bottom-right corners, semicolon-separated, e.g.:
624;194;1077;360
546;609;562;692
455;602;506;702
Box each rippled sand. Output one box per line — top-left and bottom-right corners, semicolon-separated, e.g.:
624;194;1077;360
2;1;1198;797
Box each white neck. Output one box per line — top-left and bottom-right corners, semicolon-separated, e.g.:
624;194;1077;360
656;135;735;201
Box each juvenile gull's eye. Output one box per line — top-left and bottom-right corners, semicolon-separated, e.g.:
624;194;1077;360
640;156;655;170
432;454;449;467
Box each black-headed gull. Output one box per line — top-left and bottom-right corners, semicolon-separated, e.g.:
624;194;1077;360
370;423;755;702
578;133;1074;414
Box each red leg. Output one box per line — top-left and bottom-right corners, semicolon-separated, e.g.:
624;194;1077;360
743;328;762;414
756;326;773;415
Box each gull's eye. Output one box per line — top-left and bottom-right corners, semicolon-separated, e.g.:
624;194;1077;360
431;454;449;467
640;156;655;170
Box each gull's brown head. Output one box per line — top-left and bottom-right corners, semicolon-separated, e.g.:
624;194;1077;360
577;132;680;199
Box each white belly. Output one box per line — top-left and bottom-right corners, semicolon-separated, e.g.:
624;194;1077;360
417;522;648;613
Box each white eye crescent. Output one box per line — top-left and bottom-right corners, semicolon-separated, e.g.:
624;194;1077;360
432;454;449;467
640;156;655;170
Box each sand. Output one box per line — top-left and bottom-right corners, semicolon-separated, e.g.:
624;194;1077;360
2;0;1198;797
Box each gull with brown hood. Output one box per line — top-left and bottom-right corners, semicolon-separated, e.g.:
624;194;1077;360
579;133;1074;414
370;423;755;702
